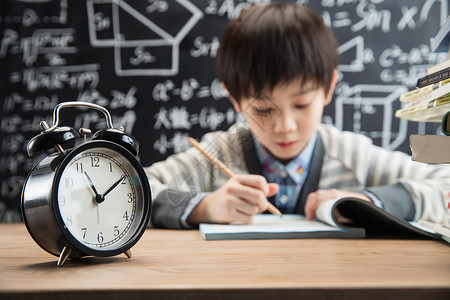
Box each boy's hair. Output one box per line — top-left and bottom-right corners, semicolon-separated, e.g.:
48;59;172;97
216;2;339;102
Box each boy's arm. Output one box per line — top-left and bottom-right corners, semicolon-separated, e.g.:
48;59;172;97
147;155;278;228
145;146;217;229
318;125;450;223
145;124;264;228
362;143;450;222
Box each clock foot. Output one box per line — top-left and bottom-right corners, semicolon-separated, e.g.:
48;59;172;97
124;250;132;258
57;245;72;267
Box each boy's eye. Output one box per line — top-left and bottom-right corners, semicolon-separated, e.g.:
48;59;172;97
295;102;311;109
253;107;273;115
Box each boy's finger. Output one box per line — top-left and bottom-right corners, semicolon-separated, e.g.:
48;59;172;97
304;194;318;220
267;183;279;197
233;174;270;195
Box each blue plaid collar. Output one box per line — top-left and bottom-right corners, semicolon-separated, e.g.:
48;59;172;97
254;133;317;185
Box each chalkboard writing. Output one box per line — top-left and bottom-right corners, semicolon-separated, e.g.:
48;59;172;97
0;0;448;222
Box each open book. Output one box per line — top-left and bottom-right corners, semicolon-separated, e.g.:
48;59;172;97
199;197;446;241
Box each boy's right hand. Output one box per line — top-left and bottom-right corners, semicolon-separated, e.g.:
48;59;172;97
187;174;279;225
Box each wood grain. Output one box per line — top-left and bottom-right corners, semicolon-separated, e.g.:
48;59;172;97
1;224;449;299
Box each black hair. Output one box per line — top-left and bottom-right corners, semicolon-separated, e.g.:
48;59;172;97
216;2;339;102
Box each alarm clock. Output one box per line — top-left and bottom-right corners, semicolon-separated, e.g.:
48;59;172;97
21;101;151;266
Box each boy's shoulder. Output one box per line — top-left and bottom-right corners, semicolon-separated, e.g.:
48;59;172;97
318;123;374;152
199;121;251;156
201;121;250;144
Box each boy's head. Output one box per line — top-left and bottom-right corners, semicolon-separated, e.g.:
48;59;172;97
217;2;339;103
217;3;339;163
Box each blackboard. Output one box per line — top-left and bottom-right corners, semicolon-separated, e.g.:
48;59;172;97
0;0;448;222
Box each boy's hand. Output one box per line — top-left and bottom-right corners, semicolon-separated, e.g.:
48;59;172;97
304;189;371;221
187;174;279;225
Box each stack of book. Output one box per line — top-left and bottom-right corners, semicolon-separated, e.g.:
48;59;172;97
409;111;450;163
395;15;450;123
396;15;450;240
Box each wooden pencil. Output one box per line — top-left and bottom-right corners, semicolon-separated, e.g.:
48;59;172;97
188;137;282;217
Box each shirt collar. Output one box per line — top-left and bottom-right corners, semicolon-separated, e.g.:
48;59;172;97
254;133;317;185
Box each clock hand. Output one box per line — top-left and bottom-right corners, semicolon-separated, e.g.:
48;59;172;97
103;175;126;197
84;171;105;204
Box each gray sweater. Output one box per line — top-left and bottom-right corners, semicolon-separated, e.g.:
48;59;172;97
145;122;450;229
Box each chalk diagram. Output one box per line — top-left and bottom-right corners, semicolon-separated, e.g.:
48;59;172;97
334;34;409;150
86;0;203;76
335;35;409;150
335;84;408;150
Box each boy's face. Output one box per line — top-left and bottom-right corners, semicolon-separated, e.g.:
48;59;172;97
230;74;336;164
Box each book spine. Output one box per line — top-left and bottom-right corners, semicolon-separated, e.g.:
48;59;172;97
417;66;450;87
428;96;450;108
400;78;450;103
403;81;450;109
395;94;450;119
427;59;450;75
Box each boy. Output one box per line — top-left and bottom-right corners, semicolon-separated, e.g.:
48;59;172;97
145;2;450;229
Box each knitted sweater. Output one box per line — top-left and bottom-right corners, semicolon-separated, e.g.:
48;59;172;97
145;122;450;229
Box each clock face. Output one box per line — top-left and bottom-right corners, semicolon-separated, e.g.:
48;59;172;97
54;141;150;255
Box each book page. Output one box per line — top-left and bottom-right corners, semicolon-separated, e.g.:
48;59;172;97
204;214;342;234
315;198;340;227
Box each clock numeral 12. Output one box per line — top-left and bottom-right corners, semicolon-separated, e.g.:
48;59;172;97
91;157;100;168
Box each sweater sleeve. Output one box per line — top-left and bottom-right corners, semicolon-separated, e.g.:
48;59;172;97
319;124;450;223
144;146;212;228
144;124;248;228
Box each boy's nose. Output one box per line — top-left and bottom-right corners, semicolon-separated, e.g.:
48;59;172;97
274;112;297;133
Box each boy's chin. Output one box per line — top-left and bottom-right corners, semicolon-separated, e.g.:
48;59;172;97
272;152;299;165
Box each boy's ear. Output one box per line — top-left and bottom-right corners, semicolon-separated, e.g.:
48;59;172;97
324;70;338;106
222;84;242;113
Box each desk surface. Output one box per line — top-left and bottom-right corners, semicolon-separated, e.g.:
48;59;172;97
1;224;450;300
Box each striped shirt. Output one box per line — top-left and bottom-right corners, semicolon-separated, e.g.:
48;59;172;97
145;122;450;229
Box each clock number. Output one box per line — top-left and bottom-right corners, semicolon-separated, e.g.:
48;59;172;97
121;176;127;184
91;156;100;168
64;177;73;188
59;195;66;207
66;215;73;226
127;192;133;203
109;162;113;172
114;226;119;236
75;163;84;173
123;211;129;221
97;232;104;243
81;227;87;239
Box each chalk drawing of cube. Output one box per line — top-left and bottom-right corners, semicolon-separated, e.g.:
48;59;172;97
87;0;202;76
334;84;408;150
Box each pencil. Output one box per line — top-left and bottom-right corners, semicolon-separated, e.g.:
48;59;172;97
188;137;283;217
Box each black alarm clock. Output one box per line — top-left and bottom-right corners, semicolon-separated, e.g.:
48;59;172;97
21;101;151;266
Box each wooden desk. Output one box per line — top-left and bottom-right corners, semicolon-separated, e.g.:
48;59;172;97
1;224;449;299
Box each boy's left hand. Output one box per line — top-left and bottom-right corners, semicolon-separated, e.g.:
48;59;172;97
304;189;372;220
